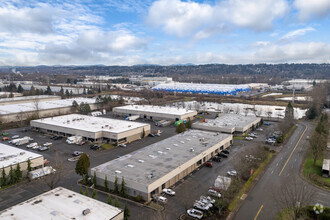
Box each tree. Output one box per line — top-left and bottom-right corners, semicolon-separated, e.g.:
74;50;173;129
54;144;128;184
78;103;91;115
15;164;22;182
75;153;90;183
114;197;121;208
84;187;89;197
310;130;327;165
9;165;15;184
114;176;119;193
124;204;130;220
65;89;70;97
29;85;36;95
1;168;6;187
107;194;113;205
17;84;24;93
104;176;109;192
176;122;186;133
43;151;67;189
33;99;40;118
92;188;97;199
72;100;79;112
9;92;14;98
120;177;126;197
46;86;52;95
59;86;64;97
80;186;83;194
141;128;145;138
185;118;192;129
274;178;315;220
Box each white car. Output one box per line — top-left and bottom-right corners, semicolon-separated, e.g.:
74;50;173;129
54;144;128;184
162;188;175;196
11;135;19;139
193;201;210;211
32;144;40;150
26;142;38;149
208;189;221;198
227;169;238;176
187;208;203;219
245;137;253;141
198;198;213;208
119;144;127;148
256;128;263;131
200;196;215;204
155;196;167;204
43;142;53;147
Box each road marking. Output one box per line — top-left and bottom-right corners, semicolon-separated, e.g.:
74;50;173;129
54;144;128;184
254;205;263;220
279;125;307;176
271;170;274;174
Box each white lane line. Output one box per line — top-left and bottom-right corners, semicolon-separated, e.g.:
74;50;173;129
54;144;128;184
271;170;274;174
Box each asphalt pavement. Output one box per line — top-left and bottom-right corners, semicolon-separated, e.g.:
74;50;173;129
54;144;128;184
234;122;330;220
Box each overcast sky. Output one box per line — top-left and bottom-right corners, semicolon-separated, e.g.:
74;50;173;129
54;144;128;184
0;0;329;66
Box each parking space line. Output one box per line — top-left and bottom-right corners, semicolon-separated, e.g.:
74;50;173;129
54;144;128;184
254;205;263;220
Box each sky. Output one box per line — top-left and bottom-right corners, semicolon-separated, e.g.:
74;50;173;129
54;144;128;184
0;0;329;66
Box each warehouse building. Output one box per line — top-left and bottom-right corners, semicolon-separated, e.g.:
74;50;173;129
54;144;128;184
92;130;233;201
113;105;197;121
0;187;123;220
0;95;61;105
31;114;150;143
0;143;44;176
192;113;261;134
0;97;98;123
0;92;22;98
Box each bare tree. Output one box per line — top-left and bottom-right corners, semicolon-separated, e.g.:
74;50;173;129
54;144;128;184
42;150;67;190
274;178;315;220
33;99;40;118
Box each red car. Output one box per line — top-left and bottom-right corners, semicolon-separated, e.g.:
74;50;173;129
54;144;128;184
79;141;87;146
204;161;213;167
2;137;9;141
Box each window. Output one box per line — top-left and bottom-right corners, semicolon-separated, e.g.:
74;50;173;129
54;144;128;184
133;191;136;196
197;160;202;165
162;183;165;189
220;145;224;150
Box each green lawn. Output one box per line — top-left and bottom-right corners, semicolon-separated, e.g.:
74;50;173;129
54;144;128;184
101;143;115;150
233;136;244;140
303;156;330;185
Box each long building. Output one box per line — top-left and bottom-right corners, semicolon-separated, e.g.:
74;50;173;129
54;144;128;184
92;130;233;201
0;187;123;220
0;143;44;176
192;113;261;133
113;105;197;121
0;97;98;123
0;95;61;105
31;114;150;143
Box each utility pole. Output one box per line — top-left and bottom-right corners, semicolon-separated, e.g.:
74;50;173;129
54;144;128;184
292;88;295;104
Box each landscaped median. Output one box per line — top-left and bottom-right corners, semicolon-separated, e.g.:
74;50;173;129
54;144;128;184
277;205;330;220
228;152;274;212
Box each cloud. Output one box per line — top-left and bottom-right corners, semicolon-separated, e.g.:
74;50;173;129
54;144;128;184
147;0;289;38
280;27;315;40
294;0;330;21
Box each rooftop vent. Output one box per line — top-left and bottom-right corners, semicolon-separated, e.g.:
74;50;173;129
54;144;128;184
115;170;122;174
138;160;144;163
127;164;134;168
147;173;154;179
173;144;178;147
166;147;171;150
157;151;163;154
149;155;157;159
82;209;91;216
190;148;194;152
180;141;185;144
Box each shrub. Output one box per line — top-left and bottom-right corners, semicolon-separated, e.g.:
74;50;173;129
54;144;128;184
135;195;142;202
264;146;270;151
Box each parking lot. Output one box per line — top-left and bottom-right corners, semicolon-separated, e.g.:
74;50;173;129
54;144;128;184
0;114;279;219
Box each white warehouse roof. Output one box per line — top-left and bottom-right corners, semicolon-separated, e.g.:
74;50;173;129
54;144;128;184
0;95;59;104
114;105;197;116
32;114;149;134
0;143;43;169
0;98;96;115
0;187;123;220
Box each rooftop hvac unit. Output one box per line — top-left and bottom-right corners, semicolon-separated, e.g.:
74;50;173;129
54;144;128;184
190;148;194;152
138;160;144;163
148;173;154;179
115;170;122;174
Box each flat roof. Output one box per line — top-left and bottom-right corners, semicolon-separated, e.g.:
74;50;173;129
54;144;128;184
0;143;43;168
32;114;149;134
194;113;260;129
0;187;122;220
114;105;197;116
0;95;59;103
0;98;96;115
93;130;231;186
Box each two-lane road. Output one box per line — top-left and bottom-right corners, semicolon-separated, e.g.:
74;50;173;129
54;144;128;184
234;122;330;220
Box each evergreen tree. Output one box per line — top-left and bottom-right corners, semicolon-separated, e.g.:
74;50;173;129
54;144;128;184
120;177;126;197
27;159;32;172
114;176;119;193
65;89;70;97
114;197;121;208
176;122;186;133
93;171;97;186
75;153;90;184
70;90;73;97
46;86;52;95
84;187;89;197
185;118;192;129
92;188;97;199
17;84;24;93
83;88;86;95
9;92;14;98
107;194;113;205
15;163;22;182
9;165;15;184
124;204;130;220
142;128;145;138
80;186;83;194
59;86;64;96
1;168;6;187
104;176;108;192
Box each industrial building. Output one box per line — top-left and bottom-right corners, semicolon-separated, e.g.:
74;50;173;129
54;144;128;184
92;130;233;201
0;187;123;220
152;82;251;95
0;95;61;105
0;92;22;98
0;97;98;123
31;114;150;143
113;105;197;121
192;114;261;134
129;77;173;86
0;143;44;176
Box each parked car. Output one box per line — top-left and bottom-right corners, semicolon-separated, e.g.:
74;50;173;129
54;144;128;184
222;149;230;154
2;137;9;141
43;142;52;147
194;201;211;211
148;133;155;137
162;188;175;196
256;128;263;131
119;144;127;148
32;144;40;150
26;142;38;149
72;151;84;157
212;156;221;162
245;137;253;141
227;169;237;176
2;132;9;136
50;135;57;139
204;161;213;168
200;196;215;204
187;208;203;219
155;196;167;204
208;189;221;198
90;145;101;150
217;152;228;158
249;133;258;138
38;146;50;151
54;136;63;140
11;135;19;139
78;141;87;146
266;139;276;144
264;122;271;125
198;198;213;208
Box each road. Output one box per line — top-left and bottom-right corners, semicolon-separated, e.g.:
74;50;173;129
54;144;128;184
234;122;330;220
